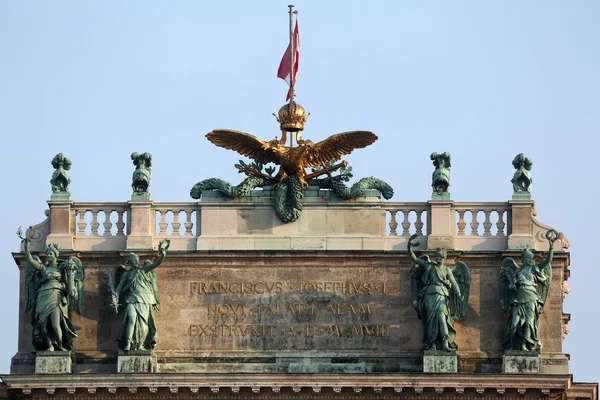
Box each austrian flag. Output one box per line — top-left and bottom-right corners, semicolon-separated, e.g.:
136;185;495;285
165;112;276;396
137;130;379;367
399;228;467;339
277;19;300;100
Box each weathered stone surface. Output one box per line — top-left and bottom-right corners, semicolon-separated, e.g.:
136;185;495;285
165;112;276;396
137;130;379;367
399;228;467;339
117;351;155;373
35;351;72;374
10;251;570;374
423;351;458;373
503;351;540;374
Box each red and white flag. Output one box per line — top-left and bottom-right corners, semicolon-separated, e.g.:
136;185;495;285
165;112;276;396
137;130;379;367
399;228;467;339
277;19;300;100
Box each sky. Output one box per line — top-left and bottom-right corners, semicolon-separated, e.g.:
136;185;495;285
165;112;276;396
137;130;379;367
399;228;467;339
0;1;598;382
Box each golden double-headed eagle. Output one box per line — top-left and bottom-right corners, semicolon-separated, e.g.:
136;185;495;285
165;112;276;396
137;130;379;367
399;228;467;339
206;102;378;188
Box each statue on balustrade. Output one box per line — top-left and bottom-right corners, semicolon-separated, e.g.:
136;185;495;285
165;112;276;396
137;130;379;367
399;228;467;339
511;153;533;199
499;229;558;352
407;234;470;351
430;152;451;200
109;239;169;351
131;152;152;200
19;227;85;352
50;153;72;200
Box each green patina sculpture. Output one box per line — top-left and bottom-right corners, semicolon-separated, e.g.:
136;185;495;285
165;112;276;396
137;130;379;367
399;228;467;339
19;226;85;351
511;153;533;199
430;152;451;200
131;152;152;200
499;230;558;352
190;160;393;223
50;153;72;200
109;239;169;351
407;234;470;351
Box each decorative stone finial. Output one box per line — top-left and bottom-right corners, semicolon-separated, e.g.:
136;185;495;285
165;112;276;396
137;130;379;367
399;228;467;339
274;102;309;132
511;153;532;200
430;152;451;200
131;152;152;201
50;153;72;200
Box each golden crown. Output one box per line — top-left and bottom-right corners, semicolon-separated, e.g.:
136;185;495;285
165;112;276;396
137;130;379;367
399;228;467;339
274;102;309;132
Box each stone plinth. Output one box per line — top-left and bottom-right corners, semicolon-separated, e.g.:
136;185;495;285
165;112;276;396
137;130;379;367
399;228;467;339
197;189;386;251
423;351;458;373
35;351;72;374
503;351;540;374
118;351;155;373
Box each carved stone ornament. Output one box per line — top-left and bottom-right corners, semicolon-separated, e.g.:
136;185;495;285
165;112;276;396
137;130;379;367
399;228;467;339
430;152;451;200
131;152;152;200
511;153;533;199
50;153;72;200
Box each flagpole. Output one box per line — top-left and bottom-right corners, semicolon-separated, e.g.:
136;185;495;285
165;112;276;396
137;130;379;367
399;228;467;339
288;5;296;104
288;5;296;148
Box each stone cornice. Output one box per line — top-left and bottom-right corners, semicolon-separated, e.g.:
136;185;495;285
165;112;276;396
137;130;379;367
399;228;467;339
0;373;580;396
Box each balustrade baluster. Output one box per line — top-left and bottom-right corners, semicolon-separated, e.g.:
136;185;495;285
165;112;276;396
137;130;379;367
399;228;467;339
184;210;194;236
401;211;411;237
469;210;480;236
158;210;168;236
76;210;87;236
388;210;398;236
483;210;492;236
457;210;466;236
496;210;506;237
90;210;100;236
116;210;126;236
415;210;424;236
103;210;113;237
172;211;181;236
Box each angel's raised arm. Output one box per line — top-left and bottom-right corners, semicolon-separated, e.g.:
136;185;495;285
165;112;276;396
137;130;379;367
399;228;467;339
407;234;427;267
142;250;166;273
537;240;555;272
23;239;42;270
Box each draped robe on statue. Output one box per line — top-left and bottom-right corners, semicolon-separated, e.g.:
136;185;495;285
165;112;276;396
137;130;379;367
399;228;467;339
117;268;158;350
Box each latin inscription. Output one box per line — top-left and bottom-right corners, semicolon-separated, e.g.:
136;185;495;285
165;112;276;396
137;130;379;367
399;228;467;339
187;280;394;344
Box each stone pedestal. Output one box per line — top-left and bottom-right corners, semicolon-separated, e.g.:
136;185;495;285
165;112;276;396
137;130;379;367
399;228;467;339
35;351;72;374
512;192;531;200
426;201;455;250
118;351;156;373
503;351;540;374
423;351;458;373
431;191;450;201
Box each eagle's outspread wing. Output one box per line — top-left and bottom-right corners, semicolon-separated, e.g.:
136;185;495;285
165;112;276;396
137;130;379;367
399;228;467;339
304;131;378;167
206;129;281;165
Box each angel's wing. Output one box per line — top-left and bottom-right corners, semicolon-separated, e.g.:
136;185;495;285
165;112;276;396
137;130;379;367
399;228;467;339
536;258;552;313
499;258;519;312
24;255;42;313
66;256;85;314
206;129;281;165
410;255;430;318
304;131;378;167
450;261;470;320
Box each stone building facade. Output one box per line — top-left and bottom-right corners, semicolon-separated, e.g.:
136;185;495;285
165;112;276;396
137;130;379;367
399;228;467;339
0;189;596;399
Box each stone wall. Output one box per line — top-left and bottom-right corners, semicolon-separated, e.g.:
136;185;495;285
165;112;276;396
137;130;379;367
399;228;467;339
11;251;569;375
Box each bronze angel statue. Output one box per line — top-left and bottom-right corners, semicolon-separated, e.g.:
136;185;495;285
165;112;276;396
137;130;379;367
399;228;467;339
108;239;169;351
407;234;470;351
19;227;84;352
499;230;557;352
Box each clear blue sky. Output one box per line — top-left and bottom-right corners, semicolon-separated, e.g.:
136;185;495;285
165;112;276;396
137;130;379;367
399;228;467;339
0;1;598;381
